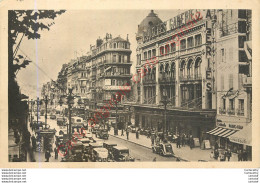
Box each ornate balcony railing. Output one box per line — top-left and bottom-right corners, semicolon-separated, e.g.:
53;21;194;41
158;76;175;84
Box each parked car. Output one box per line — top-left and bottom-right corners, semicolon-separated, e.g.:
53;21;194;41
129;125;136;133
57;117;67;126
112;146;135;162
92;148;109;162
50;115;56;120
152;143;174;157
96;129;109;139
103;142;117;161
88;143;103;161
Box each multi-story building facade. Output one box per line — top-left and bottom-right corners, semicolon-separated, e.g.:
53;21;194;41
51;34;133;128
207;9;252;158
130;10;217;140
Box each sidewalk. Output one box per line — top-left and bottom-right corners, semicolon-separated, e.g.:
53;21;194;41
108;129;238;162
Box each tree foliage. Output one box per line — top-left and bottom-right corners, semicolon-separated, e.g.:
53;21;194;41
9;10;66;74
8;10;66;125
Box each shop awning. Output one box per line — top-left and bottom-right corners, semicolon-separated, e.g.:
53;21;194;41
206;127;223;135
229;124;252;146
206;127;238;138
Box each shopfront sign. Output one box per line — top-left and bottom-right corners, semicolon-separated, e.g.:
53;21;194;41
217;122;244;130
143;9;204;42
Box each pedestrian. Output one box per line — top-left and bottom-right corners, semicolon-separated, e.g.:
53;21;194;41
214;142;219;150
182;134;186;147
45;150;51;162
31;135;36;151
126;127;129;140
54;147;58;159
214;149;219;160
238;149;242;161
225;149;232;161
189;135;193;150
155;135;160;145
121;129;124;136
176;135;181;148
136;130;138;139
151;133;155;146
242;150;248;161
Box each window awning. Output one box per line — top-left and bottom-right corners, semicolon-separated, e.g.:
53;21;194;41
229;124;252;146
206;127;238;138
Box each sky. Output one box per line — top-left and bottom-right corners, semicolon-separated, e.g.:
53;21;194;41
16;9;181;99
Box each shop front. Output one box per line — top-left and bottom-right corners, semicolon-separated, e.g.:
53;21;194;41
229;124;252;161
206;122;251;157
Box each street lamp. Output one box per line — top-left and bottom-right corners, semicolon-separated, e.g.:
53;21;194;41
43;95;49;129
114;94;119;135
160;88;170;139
58;88;75;156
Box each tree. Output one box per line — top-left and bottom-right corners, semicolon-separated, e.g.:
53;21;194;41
8;10;66;76
8;10;66;127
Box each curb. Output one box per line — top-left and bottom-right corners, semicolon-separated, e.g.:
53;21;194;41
110;134;190;162
109;134;152;150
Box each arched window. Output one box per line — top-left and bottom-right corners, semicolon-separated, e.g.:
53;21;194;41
180;60;186;78
170;62;175;78
195;57;202;78
187;59;194;78
152;67;156;80
160;64;164;74
165;63;169;77
148;68;152;80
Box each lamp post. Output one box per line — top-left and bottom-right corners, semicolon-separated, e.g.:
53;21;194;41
114;94;119;135
58;97;65;126
43;95;49;129
58;88;75;157
36;97;39;124
160;88;170;140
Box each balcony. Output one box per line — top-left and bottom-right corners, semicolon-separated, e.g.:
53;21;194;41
103;73;132;78
103;85;131;91
237;109;245;116
220;22;246;37
227;108;235;115
104;61;132;65
143;78;156;85
180;74;201;82
158;76;175;84
219;107;226;114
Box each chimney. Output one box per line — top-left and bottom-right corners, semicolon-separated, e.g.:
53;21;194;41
126;34;129;41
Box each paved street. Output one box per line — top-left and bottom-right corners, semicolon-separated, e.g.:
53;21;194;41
108;135;176;162
27;114;178;162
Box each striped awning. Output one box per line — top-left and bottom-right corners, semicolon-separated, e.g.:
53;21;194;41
207;127;237;138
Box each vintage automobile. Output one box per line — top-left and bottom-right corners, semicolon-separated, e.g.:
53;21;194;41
152;143;174;157
57;117;67;126
91;125;100;134
79;138;91;144
88;142;103;161
96;129;109;139
71;141;84;162
112;146;135;162
50;114;56;120
103;142;117;161
129;125;136;133
92;148;109;162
